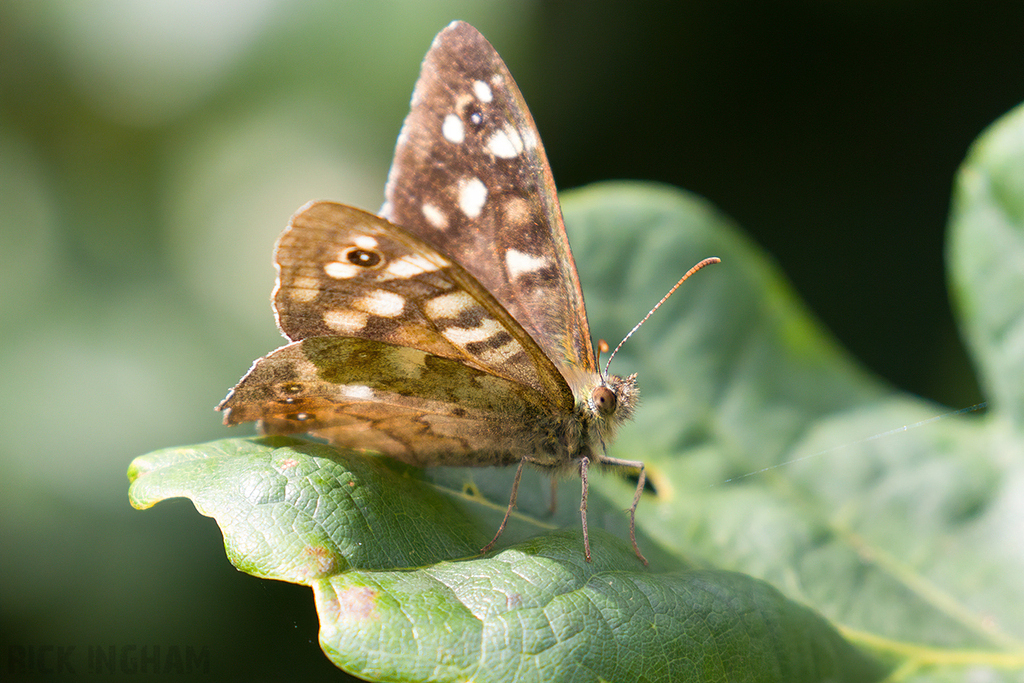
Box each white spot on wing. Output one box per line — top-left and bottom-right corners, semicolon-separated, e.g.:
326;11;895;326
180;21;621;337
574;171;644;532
324;261;361;279
522;128;538;150
323;309;368;333
353;290;405;317
458;177;487;219
486;127;523;159
478;338;523;365
442;113;465;144
424;291;476;319
421;202;449;230
353;235;378;249
505;249;552;278
441;318;505;345
473;80;493;103
340;385;374;400
384;254;445;278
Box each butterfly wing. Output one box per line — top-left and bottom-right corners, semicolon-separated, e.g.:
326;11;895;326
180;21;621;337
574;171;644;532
219;337;567;469
269;201;571;406
219;22;650;563
382;21;597;389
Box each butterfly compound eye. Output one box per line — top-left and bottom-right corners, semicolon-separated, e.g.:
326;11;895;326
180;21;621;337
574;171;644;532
345;247;382;268
592;386;617;416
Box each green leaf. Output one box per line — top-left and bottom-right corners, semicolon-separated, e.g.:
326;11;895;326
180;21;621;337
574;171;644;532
130;438;883;682
129;102;1024;681
949;102;1024;430
129;437;482;574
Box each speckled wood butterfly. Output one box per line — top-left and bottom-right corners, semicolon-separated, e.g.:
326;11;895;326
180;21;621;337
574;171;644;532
218;21;716;565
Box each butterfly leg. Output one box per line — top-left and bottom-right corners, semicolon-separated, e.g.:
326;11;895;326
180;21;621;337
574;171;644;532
480;457;526;555
579;456;592;562
598;455;649;566
548;476;558;516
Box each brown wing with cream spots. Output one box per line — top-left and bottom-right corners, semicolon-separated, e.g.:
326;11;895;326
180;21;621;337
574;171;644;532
382;21;597;384
218;337;571;469
269;201;571;407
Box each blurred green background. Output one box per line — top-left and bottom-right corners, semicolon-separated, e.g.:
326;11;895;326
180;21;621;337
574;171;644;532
1;1;1021;680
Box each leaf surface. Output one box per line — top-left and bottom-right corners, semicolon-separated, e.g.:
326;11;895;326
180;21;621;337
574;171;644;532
129;102;1024;681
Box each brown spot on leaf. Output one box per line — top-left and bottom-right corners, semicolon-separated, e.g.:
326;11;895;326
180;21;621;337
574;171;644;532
297;545;337;580
338;586;379;620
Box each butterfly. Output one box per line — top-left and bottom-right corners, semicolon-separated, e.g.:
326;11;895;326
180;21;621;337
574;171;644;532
218;21;716;565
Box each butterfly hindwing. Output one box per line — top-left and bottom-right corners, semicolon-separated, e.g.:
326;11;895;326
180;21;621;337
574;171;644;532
382;22;597;385
272;201;571;405
219;337;565;469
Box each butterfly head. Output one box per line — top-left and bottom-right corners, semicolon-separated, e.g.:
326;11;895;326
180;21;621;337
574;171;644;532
586;371;638;442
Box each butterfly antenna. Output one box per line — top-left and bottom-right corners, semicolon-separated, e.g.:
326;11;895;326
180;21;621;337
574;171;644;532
603;257;721;376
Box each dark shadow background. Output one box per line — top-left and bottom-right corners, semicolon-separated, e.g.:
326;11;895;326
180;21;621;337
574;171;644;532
1;1;1018;681
535;2;1018;408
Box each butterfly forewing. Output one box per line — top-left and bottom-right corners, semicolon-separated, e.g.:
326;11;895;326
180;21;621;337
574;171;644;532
272;201;571;405
382;22;597;385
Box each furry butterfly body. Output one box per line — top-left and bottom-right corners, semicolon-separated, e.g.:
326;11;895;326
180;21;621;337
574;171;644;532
219;21;647;563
